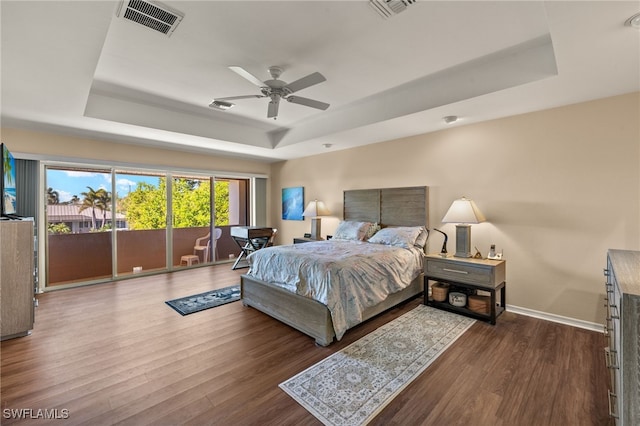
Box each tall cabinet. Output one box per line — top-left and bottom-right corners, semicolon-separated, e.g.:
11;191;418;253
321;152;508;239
604;249;640;425
0;219;35;340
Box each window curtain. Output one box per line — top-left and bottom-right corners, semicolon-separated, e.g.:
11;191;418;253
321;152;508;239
15;159;39;220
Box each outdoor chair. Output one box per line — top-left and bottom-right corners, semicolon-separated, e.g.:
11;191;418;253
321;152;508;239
193;228;223;262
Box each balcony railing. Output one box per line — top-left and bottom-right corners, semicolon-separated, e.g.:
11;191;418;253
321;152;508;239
47;226;241;287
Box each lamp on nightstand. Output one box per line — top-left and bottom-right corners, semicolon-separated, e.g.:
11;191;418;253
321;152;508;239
441;196;486;258
302;200;331;240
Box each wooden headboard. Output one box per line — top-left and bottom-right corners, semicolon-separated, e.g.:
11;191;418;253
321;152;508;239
343;186;429;228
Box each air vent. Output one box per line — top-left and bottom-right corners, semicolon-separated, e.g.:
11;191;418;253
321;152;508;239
369;0;416;19
117;0;184;36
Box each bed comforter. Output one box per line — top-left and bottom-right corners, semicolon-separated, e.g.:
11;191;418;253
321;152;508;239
246;240;423;340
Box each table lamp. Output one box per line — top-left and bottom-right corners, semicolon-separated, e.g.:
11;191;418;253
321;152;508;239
441;196;485;258
302;200;331;240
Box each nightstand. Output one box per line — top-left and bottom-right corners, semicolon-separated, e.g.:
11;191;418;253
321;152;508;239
293;237;319;244
424;254;506;324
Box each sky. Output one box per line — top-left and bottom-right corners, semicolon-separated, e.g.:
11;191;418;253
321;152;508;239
47;169;161;203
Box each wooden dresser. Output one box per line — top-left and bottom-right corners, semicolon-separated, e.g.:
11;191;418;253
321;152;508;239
0;219;35;340
604;249;640;425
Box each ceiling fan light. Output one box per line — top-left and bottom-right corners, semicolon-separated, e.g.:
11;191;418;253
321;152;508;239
209;100;234;111
214;65;329;120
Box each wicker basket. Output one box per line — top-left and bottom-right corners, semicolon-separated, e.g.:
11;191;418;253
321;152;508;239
468;295;490;314
431;282;449;302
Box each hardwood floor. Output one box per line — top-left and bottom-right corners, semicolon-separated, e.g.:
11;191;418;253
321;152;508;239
1;264;612;425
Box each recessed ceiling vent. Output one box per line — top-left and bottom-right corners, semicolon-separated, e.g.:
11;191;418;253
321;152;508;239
117;0;184;36
369;0;416;19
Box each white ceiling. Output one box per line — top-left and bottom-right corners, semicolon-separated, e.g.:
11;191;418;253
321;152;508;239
2;1;639;163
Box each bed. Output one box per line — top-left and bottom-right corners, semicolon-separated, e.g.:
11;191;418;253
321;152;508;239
240;186;429;345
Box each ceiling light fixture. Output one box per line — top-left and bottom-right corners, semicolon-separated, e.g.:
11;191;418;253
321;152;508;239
443;115;458;124
625;12;640;28
209;100;235;111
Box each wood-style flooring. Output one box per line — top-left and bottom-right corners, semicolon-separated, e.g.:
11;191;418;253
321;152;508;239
1;263;613;425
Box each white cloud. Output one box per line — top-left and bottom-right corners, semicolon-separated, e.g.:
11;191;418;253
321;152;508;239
55;190;74;203
117;178;136;187
64;171;100;178
117;178;137;194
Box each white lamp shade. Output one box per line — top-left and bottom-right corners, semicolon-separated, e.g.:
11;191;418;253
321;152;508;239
303;200;331;217
441;197;486;224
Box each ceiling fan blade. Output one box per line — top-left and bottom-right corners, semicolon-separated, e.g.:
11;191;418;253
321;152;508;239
286;96;330;110
267;99;280;119
215;95;264;101
228;66;266;87
284;72;326;93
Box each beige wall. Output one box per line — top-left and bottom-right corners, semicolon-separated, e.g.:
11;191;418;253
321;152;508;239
3;93;638;324
3;127;272;177
270;92;640;324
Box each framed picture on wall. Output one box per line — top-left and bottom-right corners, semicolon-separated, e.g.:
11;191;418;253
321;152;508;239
282;187;304;220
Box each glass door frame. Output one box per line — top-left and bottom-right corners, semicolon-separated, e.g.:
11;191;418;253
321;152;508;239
39;160;266;292
43;165;115;289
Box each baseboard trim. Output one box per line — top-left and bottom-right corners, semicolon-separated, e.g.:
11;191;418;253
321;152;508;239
506;305;603;333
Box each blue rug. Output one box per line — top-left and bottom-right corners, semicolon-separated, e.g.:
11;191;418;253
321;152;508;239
165;284;240;315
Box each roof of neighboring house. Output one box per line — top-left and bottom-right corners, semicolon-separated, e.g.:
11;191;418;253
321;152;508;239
47;204;126;222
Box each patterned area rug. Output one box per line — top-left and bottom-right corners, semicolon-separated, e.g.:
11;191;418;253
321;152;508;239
279;305;475;425
165;284;240;315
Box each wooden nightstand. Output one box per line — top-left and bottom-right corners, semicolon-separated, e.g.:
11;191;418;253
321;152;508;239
293;237;318;244
424;254;506;324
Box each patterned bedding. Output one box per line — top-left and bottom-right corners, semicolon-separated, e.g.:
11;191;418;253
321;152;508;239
246;240;424;340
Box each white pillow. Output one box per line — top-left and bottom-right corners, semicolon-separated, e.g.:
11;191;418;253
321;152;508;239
333;221;372;241
414;227;429;248
367;226;422;249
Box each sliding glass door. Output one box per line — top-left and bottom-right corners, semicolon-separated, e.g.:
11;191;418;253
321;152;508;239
172;175;212;266
171;176;248;266
44;164;256;289
45;167;114;286
114;170;167;277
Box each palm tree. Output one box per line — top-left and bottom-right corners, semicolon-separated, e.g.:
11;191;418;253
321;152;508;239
78;186;101;230
95;188;111;229
46;187;60;205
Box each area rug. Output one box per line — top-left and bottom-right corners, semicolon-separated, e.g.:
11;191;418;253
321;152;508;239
279;305;475;425
165;284;240;315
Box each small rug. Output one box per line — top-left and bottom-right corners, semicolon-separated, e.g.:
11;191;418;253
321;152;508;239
279;305;475;425
165;284;240;315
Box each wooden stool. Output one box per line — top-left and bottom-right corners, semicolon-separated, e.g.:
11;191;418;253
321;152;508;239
180;254;199;266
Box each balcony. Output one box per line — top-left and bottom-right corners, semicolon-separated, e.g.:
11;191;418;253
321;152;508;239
47;226;241;287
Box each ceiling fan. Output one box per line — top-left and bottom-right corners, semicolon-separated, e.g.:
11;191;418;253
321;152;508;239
210;66;330;120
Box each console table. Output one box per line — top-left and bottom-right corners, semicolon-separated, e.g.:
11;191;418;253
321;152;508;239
424;254;506;324
230;226;273;270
